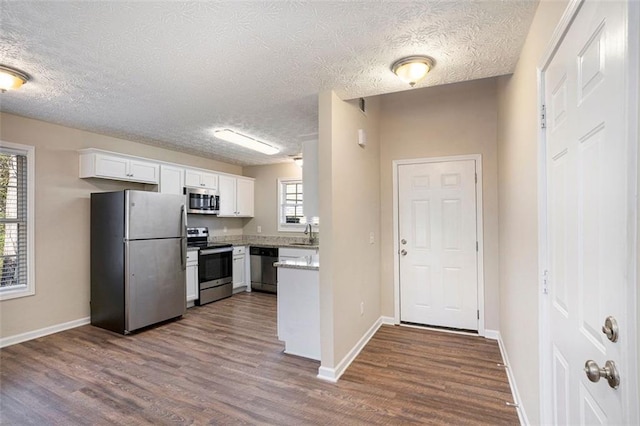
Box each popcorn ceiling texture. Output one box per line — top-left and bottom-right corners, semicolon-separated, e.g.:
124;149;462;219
0;1;537;166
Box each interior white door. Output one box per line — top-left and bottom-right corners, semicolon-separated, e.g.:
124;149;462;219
544;1;634;423
398;160;478;330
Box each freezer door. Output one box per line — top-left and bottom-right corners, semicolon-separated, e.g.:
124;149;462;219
126;190;185;240
126;238;186;332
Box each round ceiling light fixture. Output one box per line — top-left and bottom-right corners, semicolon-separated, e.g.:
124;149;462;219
391;56;435;87
0;64;30;92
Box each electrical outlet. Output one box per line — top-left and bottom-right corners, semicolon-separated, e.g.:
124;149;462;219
257;226;262;233
360;302;364;316
223;226;228;233
369;232;375;244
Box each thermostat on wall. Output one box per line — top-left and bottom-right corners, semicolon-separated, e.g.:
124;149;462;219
358;129;367;147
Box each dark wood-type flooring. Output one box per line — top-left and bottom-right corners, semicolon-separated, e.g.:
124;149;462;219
0;292;519;425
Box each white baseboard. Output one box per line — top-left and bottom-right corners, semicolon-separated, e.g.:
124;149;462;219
0;317;91;348
380;316;395;325
317;316;385;382
486;329;528;426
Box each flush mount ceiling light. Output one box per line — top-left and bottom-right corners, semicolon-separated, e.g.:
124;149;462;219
391;56;435;87
0;64;30;92
213;129;279;155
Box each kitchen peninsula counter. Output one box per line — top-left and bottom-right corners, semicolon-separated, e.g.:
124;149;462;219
274;255;319;271
274;255;320;361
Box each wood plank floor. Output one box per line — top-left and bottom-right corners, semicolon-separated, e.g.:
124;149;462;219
0;292;519;425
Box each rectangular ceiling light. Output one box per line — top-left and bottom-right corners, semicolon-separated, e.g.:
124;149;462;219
213;129;279;155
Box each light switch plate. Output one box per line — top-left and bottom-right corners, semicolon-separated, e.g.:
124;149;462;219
257;226;262;233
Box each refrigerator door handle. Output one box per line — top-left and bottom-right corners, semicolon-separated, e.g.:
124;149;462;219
180;204;187;270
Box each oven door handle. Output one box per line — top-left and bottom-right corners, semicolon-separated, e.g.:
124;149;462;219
200;247;233;255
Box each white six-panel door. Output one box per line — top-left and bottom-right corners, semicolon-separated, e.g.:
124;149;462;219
398;160;478;330
544;0;632;423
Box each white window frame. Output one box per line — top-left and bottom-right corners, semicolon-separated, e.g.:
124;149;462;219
277;178;306;232
0;141;35;301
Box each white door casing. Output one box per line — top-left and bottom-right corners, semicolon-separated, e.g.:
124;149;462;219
397;158;479;331
539;0;639;424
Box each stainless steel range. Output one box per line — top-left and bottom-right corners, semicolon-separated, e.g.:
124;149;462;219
187;227;233;305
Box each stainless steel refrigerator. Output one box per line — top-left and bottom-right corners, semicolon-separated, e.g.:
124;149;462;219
90;190;187;334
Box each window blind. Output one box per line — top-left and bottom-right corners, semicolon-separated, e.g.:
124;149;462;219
0;149;28;289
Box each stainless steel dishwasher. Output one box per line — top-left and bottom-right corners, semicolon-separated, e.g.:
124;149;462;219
250;247;279;293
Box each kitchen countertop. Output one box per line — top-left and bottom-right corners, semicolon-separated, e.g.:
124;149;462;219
212;238;319;249
274;255;319;271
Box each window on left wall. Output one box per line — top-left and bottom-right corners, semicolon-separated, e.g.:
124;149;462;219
0;142;35;300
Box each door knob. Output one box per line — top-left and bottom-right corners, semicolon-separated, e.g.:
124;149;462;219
602;316;619;342
584;360;620;389
400;249;407;256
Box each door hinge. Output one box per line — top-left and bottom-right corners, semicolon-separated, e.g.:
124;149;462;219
540;104;547;129
476;241;478;252
477;310;480;320
475;173;478;184
542;269;549;295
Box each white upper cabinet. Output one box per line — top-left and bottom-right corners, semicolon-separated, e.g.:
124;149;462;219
236;178;254;217
159;164;185;195
184;169;218;190
218;175;254;217
79;150;159;184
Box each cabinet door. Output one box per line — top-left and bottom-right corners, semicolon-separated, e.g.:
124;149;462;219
233;254;245;289
129;159;159;184
186;264;198;302
218;175;237;216
159;165;185;195
236;178;254;217
184;169;202;188
201;173;218;191
95;154;128;179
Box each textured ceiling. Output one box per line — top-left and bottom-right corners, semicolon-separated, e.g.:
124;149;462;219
0;1;538;166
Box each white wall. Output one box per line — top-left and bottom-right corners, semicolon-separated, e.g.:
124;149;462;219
378;78;500;331
496;1;569;423
0;112;241;339
318;91;381;368
242;162;303;236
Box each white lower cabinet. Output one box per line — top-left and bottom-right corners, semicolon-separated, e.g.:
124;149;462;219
186;250;198;306
232;246;247;292
277;267;320;360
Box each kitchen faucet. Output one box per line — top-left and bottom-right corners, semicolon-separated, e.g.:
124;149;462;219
304;223;316;244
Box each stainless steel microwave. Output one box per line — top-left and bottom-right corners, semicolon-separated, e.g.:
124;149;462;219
184;187;219;215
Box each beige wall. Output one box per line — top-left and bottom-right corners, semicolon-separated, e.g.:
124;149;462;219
242;162;303;236
318;91;381;368
0;112;241;339
496;0;568;423
378;78;500;331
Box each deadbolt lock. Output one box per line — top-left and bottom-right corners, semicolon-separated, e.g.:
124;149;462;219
401;239;407;245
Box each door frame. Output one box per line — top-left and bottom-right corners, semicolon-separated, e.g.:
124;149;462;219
537;0;640;423
392;154;486;336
